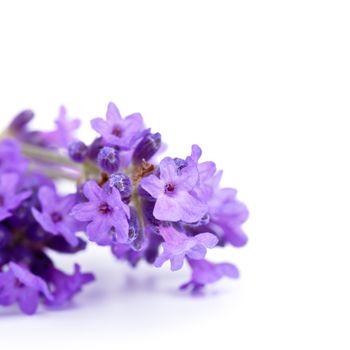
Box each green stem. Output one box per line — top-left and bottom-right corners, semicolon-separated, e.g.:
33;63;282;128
20;142;81;170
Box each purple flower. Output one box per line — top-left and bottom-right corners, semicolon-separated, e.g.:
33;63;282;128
71;180;130;245
32;186;80;246
206;171;249;247
46;264;95;306
91;102;144;150
140;157;208;222
154;225;218;271
38;106;80;148
0;173;31;222
190;144;217;199
180;259;239;292
0;139;28;174
0;262;53;315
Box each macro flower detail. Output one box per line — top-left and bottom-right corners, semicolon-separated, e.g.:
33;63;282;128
140;157;208;222
0;262;53;315
0;172;31;222
91;102;144;150
32;186;80;246
71;180;130;245
0;101;248;314
154;225;218;271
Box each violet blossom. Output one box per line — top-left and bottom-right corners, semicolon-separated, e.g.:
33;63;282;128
0;101;248;314
71;180;130;245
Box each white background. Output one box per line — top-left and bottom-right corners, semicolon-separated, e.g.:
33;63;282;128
0;1;349;349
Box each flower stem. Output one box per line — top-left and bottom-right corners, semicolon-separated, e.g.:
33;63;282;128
20;142;81;170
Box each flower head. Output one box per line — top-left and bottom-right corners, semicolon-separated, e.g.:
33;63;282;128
91;102;144;150
71;180;130;245
140;157;208;222
154;225;218;271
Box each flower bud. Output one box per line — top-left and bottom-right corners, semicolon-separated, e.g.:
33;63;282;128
132;132;161;164
108;173;132;200
68;141;88;163
97;146;120;173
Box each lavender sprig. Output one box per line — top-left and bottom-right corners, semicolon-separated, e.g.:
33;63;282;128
0;102;248;315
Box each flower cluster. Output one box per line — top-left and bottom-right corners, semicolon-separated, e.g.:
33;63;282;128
0;102;248;314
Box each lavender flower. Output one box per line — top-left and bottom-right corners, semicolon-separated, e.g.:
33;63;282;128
0;101;248;314
180;259;239;292
36;106;80;148
31;186;81;246
46;264;95;306
71;180;130;245
205;171;249;247
0;262;53;315
140;157;208;222
154;225;218;271
91;102;144;150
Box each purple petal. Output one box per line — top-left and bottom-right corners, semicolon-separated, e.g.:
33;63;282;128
106;102;122;124
186;244;207;260
83;181;104;202
176;159;199;191
0;172;19;194
0;208;12;221
38;186;57;211
170;254;186;271
191;144;202;162
176;191;208;223
6;190;31;210
111;211;129;243
218;263;240;278
71;202;97;221
18;287;39;315
57;223;79;247
159;157;178;183
153;195;181;221
140;174;164;198
56;194;77;214
86;217;112;244
9;262;53;300
195;232;219;248
31;208;58;234
91;118;111;136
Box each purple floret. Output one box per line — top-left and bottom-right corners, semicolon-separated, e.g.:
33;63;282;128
46;264;95;306
71;180;130;245
140;157;208;223
0;262;53;315
36;106;80;148
154;225;218;271
180;259;239;292
91;102;144;150
32;186;81;247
